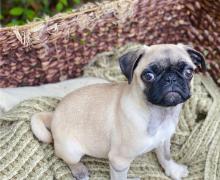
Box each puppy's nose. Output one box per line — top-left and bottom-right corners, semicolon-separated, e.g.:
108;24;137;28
165;74;177;84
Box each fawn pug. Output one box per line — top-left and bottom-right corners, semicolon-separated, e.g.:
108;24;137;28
31;44;206;180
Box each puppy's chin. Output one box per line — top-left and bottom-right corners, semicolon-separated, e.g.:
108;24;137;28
160;92;183;106
148;92;189;107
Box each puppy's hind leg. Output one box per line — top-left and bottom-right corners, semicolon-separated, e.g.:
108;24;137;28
69;162;89;180
54;140;89;180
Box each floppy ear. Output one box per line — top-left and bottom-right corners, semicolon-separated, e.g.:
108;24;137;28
179;44;207;72
186;48;207;72
119;47;146;84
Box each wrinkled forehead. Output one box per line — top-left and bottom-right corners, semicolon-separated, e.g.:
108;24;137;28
139;45;196;69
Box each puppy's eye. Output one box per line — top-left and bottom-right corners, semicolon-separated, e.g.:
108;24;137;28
142;72;155;82
184;69;193;79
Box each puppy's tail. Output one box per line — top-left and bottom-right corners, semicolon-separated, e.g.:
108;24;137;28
31;112;53;143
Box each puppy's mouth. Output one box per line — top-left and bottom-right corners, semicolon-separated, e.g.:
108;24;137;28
164;91;182;98
163;91;182;105
146;85;191;107
159;90;190;107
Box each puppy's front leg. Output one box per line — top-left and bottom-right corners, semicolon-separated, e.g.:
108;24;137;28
108;152;131;180
155;140;189;180
110;164;129;180
109;153;140;180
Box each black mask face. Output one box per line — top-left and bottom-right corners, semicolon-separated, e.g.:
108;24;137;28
141;61;194;107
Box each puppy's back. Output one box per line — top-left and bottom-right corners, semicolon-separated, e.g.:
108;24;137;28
51;82;125;158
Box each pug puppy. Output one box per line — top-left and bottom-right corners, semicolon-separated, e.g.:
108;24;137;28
31;44;206;180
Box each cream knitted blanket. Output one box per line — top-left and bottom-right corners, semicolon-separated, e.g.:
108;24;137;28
1;44;220;180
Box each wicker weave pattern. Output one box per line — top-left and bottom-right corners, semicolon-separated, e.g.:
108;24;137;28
0;0;219;87
0;45;220;179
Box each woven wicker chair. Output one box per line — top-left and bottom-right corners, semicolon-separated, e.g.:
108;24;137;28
0;0;219;87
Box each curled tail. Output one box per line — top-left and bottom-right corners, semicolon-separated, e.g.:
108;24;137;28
31;112;53;143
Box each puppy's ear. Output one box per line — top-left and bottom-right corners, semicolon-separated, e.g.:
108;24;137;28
119;46;146;84
186;48;207;72
178;44;207;72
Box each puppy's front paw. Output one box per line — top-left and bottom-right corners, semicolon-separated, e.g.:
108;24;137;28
165;160;188;180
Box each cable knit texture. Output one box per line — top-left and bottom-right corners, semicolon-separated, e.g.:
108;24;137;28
0;44;220;180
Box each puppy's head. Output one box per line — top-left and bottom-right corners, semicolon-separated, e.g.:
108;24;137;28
119;44;206;107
